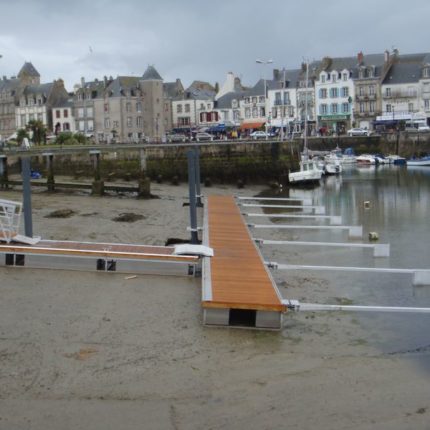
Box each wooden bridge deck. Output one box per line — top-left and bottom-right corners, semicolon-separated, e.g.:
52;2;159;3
203;195;285;312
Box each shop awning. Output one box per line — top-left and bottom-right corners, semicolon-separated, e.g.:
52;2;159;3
240;121;265;130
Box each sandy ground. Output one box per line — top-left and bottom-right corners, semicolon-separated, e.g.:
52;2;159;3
0;182;430;430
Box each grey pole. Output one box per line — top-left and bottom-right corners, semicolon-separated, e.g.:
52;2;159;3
194;147;203;207
187;150;199;244
21;157;33;238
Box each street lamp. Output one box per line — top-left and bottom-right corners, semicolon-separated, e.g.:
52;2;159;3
256;59;273;140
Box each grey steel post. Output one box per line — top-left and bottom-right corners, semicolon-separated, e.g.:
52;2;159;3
187;150;199;244
194;146;203;207
21;157;33;238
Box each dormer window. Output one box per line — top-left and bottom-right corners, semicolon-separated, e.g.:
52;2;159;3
321;74;326;83
423;68;430;78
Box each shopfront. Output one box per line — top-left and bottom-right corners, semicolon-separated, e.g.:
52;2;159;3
318;114;351;135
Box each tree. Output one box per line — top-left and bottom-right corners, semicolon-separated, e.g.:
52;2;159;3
16;128;29;144
26;120;47;145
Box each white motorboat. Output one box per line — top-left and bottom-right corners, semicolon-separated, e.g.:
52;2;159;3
406;156;430;166
289;157;323;184
324;160;342;175
356;154;376;165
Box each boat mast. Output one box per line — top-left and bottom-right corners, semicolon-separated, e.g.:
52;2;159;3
303;61;309;155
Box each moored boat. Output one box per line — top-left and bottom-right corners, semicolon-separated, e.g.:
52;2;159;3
356;154;376;165
386;155;406;165
406;156;430;166
288;157;323;184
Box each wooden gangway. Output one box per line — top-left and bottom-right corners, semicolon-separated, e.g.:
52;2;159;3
202;196;285;329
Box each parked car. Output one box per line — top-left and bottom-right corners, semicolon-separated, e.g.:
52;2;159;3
418;125;430;132
347;128;370;137
167;133;187;142
194;132;213;142
249;131;275;140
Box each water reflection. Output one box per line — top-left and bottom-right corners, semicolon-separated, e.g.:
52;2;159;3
257;166;430;362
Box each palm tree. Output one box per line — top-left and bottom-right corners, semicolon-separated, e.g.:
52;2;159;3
16;128;29;144
26;120;47;145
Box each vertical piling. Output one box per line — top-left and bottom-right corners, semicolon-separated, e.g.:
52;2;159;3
43;152;55;191
187;150;199;244
194;147;203;207
21;157;33;238
90;150;104;196
138;148;151;198
0;155;8;189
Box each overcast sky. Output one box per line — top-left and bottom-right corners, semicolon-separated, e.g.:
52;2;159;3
1;0;430;91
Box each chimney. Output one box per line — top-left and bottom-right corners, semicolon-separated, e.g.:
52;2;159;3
81;77;85;88
273;69;280;80
357;51;364;65
384;50;390;64
104;76;107;87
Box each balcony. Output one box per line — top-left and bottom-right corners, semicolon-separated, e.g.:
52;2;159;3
274;100;290;106
382;90;418;99
356;94;377;101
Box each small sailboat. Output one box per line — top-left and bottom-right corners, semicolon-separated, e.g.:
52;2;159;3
288;62;323;185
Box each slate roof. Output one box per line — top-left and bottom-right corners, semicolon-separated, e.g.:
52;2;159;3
23;83;53;96
164;80;184;98
382;52;430;85
18;62;40;78
243;78;278;97
142;65;163;81
215;91;246;109
0;77;20;95
106;76;140;97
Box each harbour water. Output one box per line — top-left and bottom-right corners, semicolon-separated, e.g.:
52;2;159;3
258;165;430;366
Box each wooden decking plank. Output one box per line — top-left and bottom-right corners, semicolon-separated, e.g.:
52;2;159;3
204;195;285;312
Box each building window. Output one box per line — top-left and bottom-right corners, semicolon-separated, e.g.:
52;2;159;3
425;99;430;110
259;107;265;117
343;73;348;81
341;87;349;97
320;88;327;99
232;99;238;108
245;108;251;118
359;86;364;96
359;102;365;113
332;73;337;83
126;102;132;112
342;103;349;113
136;116;143;127
127;117;132;127
136;102;142;112
386;104;392;113
88;120;94;131
56;110;61;119
79;120;85;131
369;101;375;113
78;108;84;118
113;121;119;128
385;88;391;97
63;109;68;118
252;97;257;104
104;118;111;128
252;107;258;117
330;88;338;98
423;68;429;78
185;104;190;113
104;103;109;113
369;85;375;96
177;104;182;113
331;103;338;114
321;74;326;83
284;92;290;104
408;103;414;112
87;107;93;117
320;104;328;114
